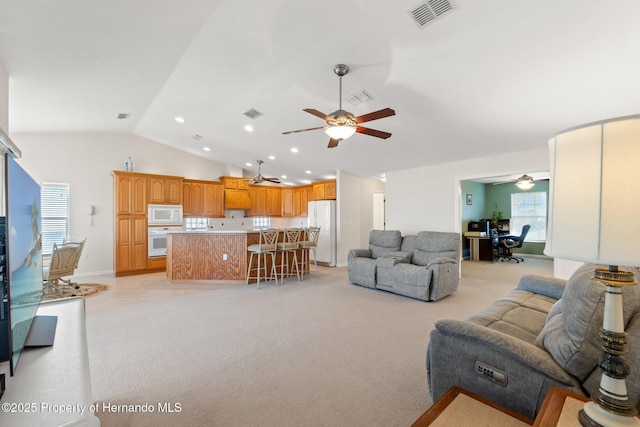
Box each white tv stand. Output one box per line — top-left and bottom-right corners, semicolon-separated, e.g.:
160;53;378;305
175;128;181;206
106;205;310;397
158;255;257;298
0;297;100;426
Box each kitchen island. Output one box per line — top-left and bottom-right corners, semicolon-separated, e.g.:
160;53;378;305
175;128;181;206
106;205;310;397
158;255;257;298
166;230;306;283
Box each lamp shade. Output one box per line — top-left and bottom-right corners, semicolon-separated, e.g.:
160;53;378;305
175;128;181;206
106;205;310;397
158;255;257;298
325;125;356;140
544;115;640;266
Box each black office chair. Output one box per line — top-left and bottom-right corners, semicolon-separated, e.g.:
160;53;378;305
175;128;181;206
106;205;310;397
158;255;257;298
494;224;530;263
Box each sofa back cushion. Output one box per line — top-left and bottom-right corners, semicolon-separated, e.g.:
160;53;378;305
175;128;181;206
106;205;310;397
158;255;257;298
535;263;640;381
412;231;460;266
368;230;402;259
400;235;417;252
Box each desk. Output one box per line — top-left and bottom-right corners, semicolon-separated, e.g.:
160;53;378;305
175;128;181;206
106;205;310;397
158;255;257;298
412;386;533;426
466;236;494;261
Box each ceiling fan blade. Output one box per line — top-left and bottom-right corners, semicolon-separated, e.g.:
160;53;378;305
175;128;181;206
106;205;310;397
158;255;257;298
327;138;340;148
282;126;326;135
355;126;392;139
303;109;331;121
353;108;396;124
263;177;280;183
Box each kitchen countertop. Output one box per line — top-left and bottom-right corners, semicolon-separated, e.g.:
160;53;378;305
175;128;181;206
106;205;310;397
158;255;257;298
168;229;261;234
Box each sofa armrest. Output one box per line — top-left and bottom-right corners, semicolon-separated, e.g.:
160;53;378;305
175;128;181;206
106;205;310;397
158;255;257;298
387;250;413;262
348;248;372;260
426;256;457;268
517;274;567;300
433;319;574;384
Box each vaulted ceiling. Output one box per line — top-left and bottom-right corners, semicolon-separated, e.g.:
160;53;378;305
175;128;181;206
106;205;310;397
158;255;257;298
2;0;640;184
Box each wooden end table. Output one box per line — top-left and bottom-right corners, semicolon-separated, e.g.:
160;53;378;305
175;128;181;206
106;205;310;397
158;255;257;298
412;386;533;426
533;386;640;426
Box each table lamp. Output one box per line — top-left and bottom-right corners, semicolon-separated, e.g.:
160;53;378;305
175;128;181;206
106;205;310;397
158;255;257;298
545;115;640;426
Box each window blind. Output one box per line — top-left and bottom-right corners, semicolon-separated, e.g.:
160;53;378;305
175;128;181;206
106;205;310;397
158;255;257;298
41;183;69;255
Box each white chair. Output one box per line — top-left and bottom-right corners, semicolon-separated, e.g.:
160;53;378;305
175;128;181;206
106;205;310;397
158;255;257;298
246;229;279;290
276;228;302;282
43;238;86;294
300;226;320;279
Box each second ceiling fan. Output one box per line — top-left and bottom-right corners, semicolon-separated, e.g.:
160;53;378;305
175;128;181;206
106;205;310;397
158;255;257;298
283;64;396;148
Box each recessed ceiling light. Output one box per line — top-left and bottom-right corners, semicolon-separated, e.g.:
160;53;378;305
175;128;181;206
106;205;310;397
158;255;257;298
305;170;311;174
300;179;312;184
268;155;275;160
281;174;287;179
245;162;252;167
203;147;211;151
290;147;298;153
175;116;185;124
244;124;254;132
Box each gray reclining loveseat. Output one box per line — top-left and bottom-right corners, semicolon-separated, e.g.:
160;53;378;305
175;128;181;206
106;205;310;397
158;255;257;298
347;230;460;301
427;263;640;419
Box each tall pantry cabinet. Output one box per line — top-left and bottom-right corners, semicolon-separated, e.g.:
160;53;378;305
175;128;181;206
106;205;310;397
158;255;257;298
114;172;148;275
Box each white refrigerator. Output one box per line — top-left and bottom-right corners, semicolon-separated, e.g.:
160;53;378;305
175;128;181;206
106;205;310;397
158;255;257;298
308;200;337;267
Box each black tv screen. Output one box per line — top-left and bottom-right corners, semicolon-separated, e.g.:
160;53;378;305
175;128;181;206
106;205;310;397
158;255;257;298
5;154;43;375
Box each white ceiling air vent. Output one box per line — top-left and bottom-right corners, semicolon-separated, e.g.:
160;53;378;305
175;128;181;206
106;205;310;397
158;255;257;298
192;133;202;140
243;108;263;119
116;113;130;119
345;90;372;106
410;0;454;29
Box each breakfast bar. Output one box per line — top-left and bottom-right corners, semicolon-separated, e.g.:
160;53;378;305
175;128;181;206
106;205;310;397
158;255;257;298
166;230;306;283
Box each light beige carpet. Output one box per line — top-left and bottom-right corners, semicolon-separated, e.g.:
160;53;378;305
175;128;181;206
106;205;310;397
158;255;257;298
86;258;553;427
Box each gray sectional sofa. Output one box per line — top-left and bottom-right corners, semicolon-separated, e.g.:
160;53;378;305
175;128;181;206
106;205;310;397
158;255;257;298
347;230;461;301
427;263;640;419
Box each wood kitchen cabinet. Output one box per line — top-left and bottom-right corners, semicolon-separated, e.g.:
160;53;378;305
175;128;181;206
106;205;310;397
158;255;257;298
248;186;267;216
266;187;281;217
293;185;311;217
204;182;224;217
113;171;149;276
313;180;336;200
183;180;224;217
149;175;182;204
281;187;294;217
115;172;147;215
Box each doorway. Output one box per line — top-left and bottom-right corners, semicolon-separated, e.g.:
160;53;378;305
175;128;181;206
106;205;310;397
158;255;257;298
373;192;385;230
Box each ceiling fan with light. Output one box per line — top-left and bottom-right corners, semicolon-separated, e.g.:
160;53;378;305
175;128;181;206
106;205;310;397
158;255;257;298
251;160;280;184
282;64;396;148
492;174;546;190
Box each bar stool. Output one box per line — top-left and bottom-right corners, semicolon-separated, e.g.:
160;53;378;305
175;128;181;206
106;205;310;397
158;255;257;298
246;228;279;290
276;228;302;282
300;226;320;279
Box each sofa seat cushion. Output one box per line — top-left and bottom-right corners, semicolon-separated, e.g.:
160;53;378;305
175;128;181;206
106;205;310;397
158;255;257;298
377;263;433;301
535;264;640;382
466;289;557;345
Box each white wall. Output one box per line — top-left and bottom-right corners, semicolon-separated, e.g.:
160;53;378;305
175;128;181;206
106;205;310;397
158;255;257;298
12;133;227;275
337;170;385;267
0;62;8;132
385;148;549;234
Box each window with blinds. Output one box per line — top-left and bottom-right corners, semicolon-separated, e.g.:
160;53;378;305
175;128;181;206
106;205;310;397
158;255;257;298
510;191;547;242
41;183;69;255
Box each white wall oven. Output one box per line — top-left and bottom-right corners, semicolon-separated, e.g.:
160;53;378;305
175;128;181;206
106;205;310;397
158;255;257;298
148;226;183;257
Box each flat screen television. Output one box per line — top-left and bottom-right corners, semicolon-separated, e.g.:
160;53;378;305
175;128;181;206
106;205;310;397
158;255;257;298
0;154;52;376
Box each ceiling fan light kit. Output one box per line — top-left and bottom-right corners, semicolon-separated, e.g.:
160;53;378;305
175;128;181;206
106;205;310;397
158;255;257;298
283;64;396;148
515;174;535;190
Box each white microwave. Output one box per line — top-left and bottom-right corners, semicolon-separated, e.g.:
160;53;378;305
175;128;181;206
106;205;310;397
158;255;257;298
148;204;183;226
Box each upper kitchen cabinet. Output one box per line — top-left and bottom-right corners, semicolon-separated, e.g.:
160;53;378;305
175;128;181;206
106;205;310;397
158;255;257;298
312;179;336;200
183;179;224;218
220;176;251;210
149;174;183;205
114;171;147;215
